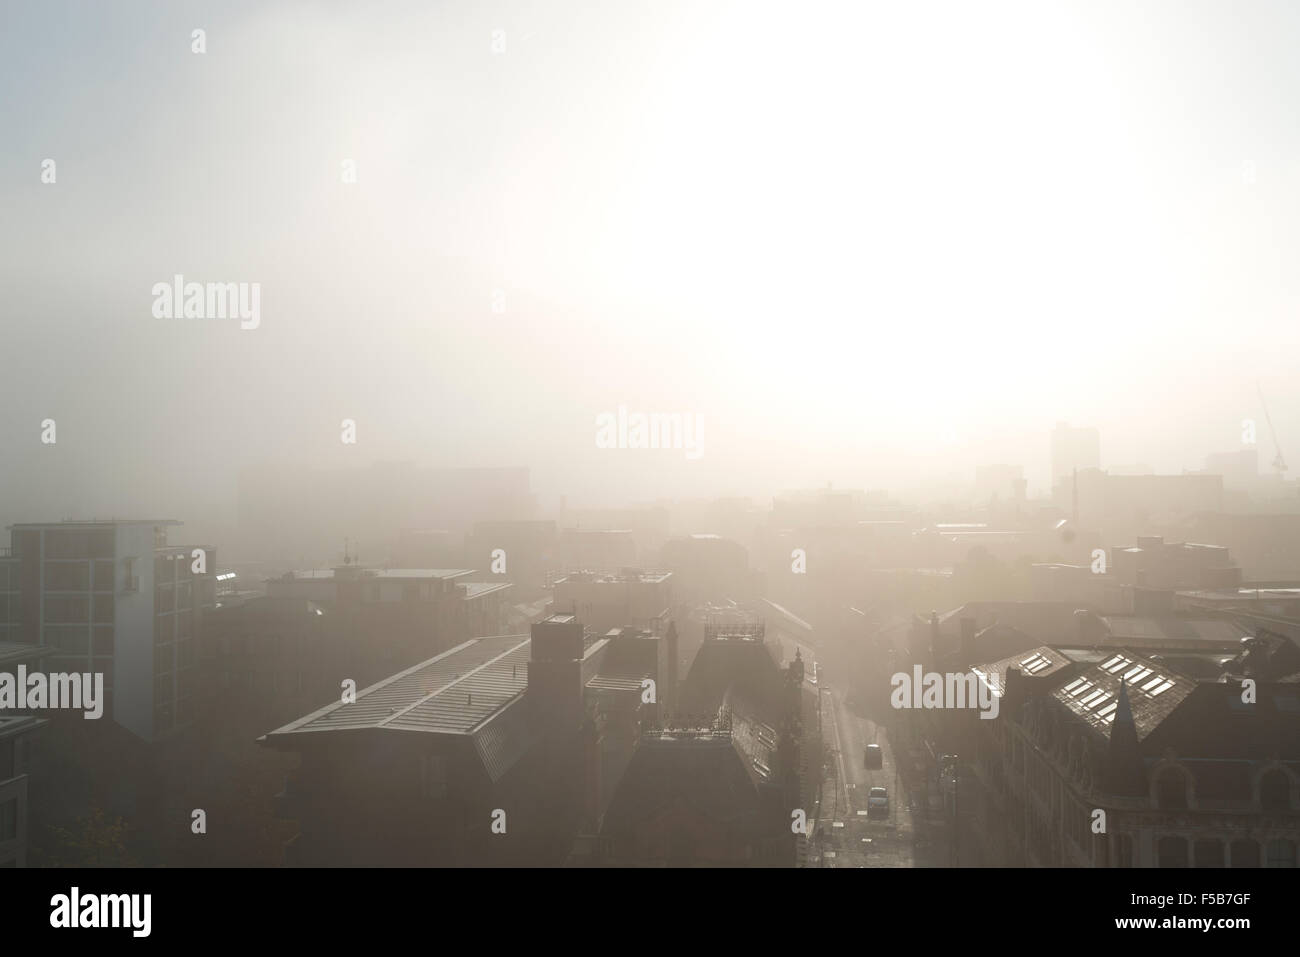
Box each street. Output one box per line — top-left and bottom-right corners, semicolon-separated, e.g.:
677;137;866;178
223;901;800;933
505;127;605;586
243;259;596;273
810;681;917;868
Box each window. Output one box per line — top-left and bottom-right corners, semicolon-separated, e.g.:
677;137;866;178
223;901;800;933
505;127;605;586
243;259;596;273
0;740;13;780
1020;653;1052;675
1158;836;1189;868
1266;839;1296;868
88;531;114;559
45;532;88;560
44;562;89;591
93;560;114;591
1230;840;1260;868
93;595;114;623
44;626;90;653
1194;840;1224;868
44;597;89;623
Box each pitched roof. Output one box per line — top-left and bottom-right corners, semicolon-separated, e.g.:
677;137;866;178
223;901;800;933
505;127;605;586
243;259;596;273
678;636;784;723
1052;650;1193;741
599;732;763;836
263;634;530;737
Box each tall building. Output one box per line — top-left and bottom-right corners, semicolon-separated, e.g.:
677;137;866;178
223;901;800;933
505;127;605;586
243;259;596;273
3;520;215;742
1051;422;1100;490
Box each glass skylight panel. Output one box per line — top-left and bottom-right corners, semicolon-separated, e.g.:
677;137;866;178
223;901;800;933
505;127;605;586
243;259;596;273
1100;654;1125;670
1086;694;1114;711
1079;689;1107;707
1069;681;1094;697
1020;653;1052;675
1148;679;1174;696
1063;677;1086;693
1141;675;1165;692
1125;666;1153;684
1097;702;1118;719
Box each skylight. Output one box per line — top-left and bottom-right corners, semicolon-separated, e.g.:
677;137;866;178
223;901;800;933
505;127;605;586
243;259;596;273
1103;655;1132;674
1020;652;1053;675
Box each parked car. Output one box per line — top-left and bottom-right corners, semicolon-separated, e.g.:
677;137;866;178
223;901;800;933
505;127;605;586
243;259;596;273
864;743;883;770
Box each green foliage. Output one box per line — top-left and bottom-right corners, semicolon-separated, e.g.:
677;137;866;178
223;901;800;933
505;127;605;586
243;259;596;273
43;807;136;867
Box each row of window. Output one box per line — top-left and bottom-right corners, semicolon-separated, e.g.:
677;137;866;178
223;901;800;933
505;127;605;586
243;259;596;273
42;560;116;592
1156;767;1293;811
44;596;114;624
44;625;114;655
43;530;115;560
1158;835;1296;868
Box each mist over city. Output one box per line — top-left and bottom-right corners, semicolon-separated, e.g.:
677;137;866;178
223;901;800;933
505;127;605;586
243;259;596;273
1;1;1297;937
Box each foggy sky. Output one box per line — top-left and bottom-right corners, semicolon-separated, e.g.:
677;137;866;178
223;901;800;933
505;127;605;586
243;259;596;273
3;0;1299;531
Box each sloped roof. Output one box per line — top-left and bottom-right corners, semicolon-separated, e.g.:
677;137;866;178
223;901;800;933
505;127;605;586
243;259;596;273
1053;650;1193;742
678;637;784;723
599;733;763;836
970;645;1076;697
263;634;530;737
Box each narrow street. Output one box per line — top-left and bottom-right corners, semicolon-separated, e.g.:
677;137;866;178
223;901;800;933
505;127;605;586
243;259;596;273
810;681;916;867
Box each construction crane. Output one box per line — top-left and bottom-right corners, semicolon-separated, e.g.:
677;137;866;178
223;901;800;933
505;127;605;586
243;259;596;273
1257;382;1288;476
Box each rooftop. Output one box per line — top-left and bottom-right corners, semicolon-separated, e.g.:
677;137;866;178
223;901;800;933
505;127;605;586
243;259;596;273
8;519;180;529
262;634;530;738
276;567;475;582
460;582;512;600
552;570;671;585
1053;650;1194;740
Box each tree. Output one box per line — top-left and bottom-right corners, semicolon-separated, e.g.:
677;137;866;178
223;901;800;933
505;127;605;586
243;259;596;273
42;807;136;867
